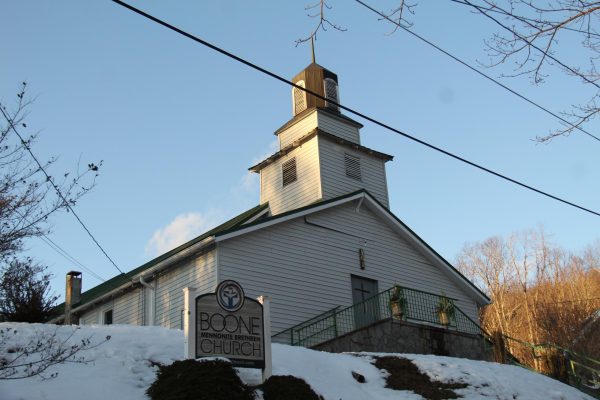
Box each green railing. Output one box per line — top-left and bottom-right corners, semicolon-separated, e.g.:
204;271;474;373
502;335;600;398
272;285;484;347
272;306;340;345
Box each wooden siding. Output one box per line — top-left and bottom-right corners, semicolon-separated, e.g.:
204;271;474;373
317;112;360;144
80;308;99;325
260;137;321;215
113;289;143;325
217;201;479;334
318;137;390;208
278;111;318;148
77;251;215;328
78;299;117;325
154;250;217;329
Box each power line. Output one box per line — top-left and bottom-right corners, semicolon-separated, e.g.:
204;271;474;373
13;208;108;282
451;0;600;40
38;234;107;282
456;0;600;90
354;0;600;143
0;106;124;275
538;297;600;306
111;0;600;218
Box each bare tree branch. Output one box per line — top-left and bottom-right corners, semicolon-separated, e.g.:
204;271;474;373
0;326;111;380
454;0;600;142
0;83;101;262
296;1;347;46
380;0;418;35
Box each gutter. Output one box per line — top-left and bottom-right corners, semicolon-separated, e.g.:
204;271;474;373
138;276;155;326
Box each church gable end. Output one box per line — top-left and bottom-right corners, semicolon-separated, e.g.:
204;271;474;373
216;197;481;334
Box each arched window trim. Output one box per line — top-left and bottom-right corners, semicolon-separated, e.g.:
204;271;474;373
292;80;307;115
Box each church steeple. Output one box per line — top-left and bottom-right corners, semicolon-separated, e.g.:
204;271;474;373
250;60;393;216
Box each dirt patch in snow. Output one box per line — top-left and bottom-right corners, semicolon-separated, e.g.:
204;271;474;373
260;375;323;400
374;356;468;400
146;359;253;400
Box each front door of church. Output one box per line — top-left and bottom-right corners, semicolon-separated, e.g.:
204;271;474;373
351;275;379;329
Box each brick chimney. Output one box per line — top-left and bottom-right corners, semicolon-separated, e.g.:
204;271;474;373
64;271;82;325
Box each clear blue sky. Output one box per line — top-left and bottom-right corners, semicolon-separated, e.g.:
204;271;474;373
2;1;598;299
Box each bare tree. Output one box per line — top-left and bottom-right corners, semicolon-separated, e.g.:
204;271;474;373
0;82;101;263
0;259;58;322
456;228;600;371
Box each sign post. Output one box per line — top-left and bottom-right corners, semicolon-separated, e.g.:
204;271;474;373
258;296;272;381
183;287;198;359
183;281;272;381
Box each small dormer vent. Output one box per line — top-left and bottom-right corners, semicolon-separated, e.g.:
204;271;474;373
282;157;297;187
293;80;307;115
324;78;339;111
344;153;361;181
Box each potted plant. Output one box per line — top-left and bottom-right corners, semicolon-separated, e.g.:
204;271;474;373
389;285;407;320
436;293;455;326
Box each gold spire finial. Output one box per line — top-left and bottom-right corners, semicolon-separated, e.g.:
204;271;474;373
311;36;316;64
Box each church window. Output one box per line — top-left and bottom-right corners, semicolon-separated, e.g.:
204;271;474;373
324;78;339;111
293;80;307;115
103;309;113;325
282;157;297;187
345;153;361;181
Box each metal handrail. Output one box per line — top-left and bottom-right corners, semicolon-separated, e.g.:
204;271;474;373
273;285;484;348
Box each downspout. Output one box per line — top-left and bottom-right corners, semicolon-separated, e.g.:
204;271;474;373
139;276;155;326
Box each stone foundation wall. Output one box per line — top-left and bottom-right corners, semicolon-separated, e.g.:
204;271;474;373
313;318;489;360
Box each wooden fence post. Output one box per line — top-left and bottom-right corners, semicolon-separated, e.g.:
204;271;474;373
492;331;507;364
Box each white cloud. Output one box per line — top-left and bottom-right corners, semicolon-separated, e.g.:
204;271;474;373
232;139;279;195
145;211;225;257
144;140;279;258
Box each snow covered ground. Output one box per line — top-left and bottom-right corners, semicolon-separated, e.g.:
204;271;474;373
0;323;593;400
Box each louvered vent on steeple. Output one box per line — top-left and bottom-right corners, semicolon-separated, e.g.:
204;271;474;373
324;78;339;111
344;153;361;181
282;157;298;187
293;81;307;115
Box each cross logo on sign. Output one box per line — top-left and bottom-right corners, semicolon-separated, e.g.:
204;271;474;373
216;280;245;312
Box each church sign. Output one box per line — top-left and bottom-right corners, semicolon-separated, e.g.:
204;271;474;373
184;281;270;373
195;280;264;368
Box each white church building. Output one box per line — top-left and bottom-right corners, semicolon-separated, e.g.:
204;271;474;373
56;61;489;338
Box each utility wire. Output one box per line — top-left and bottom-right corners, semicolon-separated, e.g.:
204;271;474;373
0;106;124;274
38;234;107;282
456;0;600;90
451;0;600;40
538;297;600;305
13;208;108;282
10;211;108;282
354;0;600;143
111;0;600;218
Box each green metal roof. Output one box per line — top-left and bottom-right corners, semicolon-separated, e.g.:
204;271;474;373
52;203;269;317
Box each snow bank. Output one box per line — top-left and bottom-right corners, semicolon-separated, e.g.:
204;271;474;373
0;323;593;400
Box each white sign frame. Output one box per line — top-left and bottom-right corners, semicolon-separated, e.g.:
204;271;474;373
183;286;272;381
